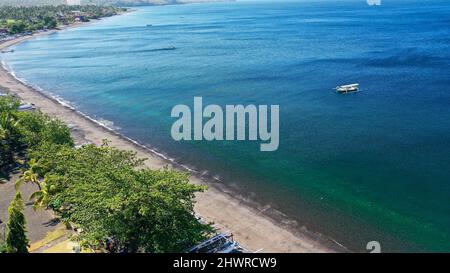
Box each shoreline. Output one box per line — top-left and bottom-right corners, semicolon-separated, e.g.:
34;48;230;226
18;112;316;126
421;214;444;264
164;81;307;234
0;20;346;253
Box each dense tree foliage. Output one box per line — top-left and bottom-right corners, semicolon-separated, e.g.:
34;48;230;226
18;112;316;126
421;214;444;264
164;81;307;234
0;96;21;168
5;191;29;253
26;142;212;252
0;5;126;34
1;95;212;252
0;95;73;171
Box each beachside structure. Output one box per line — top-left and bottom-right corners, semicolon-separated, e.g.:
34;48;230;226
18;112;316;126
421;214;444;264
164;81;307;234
336;83;359;93
66;0;81;5
70;10;89;22
0;28;8;40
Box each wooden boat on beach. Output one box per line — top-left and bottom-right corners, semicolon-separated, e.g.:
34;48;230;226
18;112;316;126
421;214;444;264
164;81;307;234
336;83;359;93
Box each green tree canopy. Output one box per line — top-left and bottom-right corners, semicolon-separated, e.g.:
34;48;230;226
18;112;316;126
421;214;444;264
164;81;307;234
6;19;26;34
0;95;73;170
28;142;212;252
0;96;20;169
6;191;29;253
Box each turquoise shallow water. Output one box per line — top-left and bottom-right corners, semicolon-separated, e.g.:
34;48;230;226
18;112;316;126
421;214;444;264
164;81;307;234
2;0;450;252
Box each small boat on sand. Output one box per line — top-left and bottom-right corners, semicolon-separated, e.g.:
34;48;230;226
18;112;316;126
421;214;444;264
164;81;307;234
186;233;247;253
336;83;359;93
17;104;36;111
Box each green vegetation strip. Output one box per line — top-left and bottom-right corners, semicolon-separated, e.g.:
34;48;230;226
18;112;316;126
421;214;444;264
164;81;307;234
1;95;213;253
0;5;126;34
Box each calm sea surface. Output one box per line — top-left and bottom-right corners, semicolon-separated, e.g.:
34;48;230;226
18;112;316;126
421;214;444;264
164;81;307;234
3;0;450;252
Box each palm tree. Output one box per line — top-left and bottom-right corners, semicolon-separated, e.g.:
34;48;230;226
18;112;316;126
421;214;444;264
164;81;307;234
28;173;60;210
0;112;19;139
16;158;42;190
29;181;49;210
0;111;20;167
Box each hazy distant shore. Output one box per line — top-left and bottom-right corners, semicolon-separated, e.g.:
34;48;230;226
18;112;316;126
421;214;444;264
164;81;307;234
0;17;346;253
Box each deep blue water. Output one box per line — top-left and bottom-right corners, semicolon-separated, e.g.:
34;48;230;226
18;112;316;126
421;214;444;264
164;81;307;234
2;0;450;252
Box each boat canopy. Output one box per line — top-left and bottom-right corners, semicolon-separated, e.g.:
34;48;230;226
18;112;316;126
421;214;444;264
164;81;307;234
339;83;359;88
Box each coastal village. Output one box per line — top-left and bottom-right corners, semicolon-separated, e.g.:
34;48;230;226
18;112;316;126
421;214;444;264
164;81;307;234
0;4;123;43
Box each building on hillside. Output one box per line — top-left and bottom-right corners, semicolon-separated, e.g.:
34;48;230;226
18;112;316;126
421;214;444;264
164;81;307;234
0;28;9;40
74;15;88;22
66;0;81;5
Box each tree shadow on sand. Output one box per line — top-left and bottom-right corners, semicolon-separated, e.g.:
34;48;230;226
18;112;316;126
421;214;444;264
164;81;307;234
42;218;60;228
0;165;16;184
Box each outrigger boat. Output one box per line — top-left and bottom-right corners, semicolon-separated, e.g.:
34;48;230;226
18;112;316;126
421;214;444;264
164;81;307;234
336;83;359;93
186;233;247;253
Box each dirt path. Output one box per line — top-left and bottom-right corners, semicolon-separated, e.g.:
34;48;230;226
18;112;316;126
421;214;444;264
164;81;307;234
0;172;60;243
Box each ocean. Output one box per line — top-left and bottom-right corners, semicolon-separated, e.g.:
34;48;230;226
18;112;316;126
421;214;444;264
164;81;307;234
2;0;450;252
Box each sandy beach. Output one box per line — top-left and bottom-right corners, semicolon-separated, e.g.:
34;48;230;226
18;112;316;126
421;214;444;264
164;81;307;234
0;25;346;253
